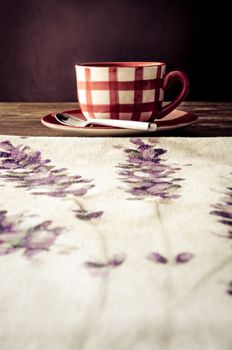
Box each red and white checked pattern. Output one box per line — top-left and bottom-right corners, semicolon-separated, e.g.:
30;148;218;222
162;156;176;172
76;65;166;121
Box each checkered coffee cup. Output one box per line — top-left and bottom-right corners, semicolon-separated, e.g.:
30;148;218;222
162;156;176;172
75;62;189;121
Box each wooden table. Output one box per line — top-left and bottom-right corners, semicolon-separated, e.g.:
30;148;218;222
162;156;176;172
0;102;231;137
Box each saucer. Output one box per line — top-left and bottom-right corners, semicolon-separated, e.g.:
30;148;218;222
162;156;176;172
41;108;197;136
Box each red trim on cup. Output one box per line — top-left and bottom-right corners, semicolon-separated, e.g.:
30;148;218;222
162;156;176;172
109;67;119;119
79;62;165;68
77;79;162;91
85;68;95;118
131;67;144;121
79;102;160;113
154;64;162;116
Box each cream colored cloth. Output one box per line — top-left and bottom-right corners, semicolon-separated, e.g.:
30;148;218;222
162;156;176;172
0;136;231;350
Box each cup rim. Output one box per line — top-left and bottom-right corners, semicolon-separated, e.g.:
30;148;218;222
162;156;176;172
76;61;166;68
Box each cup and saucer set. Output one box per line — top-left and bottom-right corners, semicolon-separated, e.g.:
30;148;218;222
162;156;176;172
41;61;198;136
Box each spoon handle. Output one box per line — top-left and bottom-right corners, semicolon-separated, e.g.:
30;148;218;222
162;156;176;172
87;118;153;131
59;113;157;131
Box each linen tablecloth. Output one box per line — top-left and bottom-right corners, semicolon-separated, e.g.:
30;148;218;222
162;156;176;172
0;135;231;350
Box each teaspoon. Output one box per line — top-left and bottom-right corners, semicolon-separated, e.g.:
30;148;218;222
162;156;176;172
55;113;157;131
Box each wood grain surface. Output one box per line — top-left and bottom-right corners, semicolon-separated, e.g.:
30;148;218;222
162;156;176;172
0;102;231;137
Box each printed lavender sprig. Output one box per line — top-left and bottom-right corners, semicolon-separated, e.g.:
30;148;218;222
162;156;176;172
146;252;194;265
0;210;63;256
74;209;103;221
118;138;184;200
0;140;103;220
226;281;232;296
210;178;232;296
210;182;232;240
0;140;93;198
85;253;126;276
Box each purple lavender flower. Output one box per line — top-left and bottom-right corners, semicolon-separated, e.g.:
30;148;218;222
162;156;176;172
0;210;63;256
175;252;195;264
85;253;126;270
107;253;127;267
0;210;22;235
211;182;232;239
226;281;232;296
85;261;107;268
210;179;232;296
146;252;194;265
0;140;93;198
118;138;183;200
146;252;168;264
74;209;103;221
0;140;103;221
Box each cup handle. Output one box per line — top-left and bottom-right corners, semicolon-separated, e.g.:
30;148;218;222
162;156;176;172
155;70;190;119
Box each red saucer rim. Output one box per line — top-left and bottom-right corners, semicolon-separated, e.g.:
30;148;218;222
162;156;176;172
41;108;198;130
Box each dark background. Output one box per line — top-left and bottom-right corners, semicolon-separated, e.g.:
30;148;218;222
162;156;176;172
0;0;230;102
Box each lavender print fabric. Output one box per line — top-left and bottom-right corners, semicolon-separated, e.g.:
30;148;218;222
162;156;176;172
0;210;62;256
211;178;232;240
0;135;232;350
0;139;103;222
0;140;93;197
211;175;232;295
118;138;184;200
